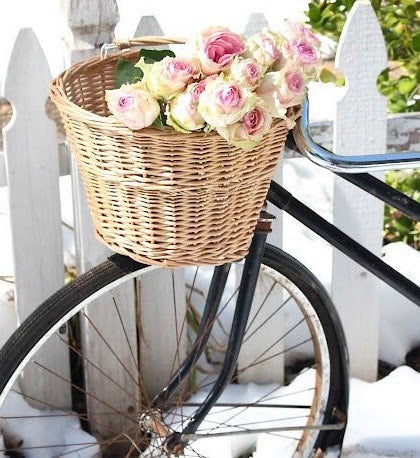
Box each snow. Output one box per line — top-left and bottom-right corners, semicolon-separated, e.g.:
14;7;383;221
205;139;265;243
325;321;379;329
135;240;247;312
0;390;99;457
142;366;420;457
342;366;420;458
172;370;316;457
1;367;419;456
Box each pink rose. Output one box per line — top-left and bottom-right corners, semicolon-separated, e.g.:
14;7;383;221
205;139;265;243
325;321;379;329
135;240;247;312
116;95;135;112
242;108;269;136
281;21;320;71
261;37;282;60
191;75;218;102
105;83;160;130
189;27;245;75
286;40;318;65
197;76;256;127
230;57;263;88
165;58;200;84
136;56;200;99
245;30;285;67
216;104;273;151
216;85;242;109
284;69;304;94
256;67;305;117
166;82;206;132
283;20;320;46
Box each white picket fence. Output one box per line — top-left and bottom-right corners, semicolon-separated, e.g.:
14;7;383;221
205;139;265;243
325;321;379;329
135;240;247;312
0;0;418;431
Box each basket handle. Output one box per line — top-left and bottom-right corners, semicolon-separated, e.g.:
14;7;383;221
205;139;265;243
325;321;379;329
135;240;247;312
114;36;186;50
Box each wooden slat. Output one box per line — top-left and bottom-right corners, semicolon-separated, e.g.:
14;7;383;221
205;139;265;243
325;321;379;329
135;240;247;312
332;0;387;381
132;14;188;399
138;268;187;399
238;264;284;384
62;0;138;436
3;28;70;407
237;13;285;384
134;15;164;39
243;13;269;38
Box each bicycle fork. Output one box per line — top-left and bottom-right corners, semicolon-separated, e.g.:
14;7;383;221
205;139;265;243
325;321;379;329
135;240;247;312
158;211;275;454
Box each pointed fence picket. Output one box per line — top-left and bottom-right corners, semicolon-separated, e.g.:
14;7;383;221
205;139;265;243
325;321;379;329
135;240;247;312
0;0;416;439
332;0;387;381
62;0;139;436
237;12;285;384
2;29;70;408
130;14;189;401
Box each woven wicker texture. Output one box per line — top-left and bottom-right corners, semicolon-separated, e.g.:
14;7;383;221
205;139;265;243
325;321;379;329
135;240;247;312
50;40;298;267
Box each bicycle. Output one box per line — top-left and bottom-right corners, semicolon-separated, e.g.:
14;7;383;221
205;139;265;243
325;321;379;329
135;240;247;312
0;97;419;457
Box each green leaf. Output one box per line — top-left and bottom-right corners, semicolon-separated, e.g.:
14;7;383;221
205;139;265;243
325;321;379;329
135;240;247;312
392;219;411;234
412;33;420;52
344;0;356;10
319;67;346;86
186;307;200;335
371;0;382;10
139;48;175;64
320;10;335;22
151;114;165;130
401;0;415;7
319;67;337;83
115;58;143;88
308;3;322;22
397;77;417;94
405;4;417;16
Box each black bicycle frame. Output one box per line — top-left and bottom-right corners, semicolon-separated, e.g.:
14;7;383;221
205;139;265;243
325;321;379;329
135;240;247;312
268;175;420;307
158;170;420;451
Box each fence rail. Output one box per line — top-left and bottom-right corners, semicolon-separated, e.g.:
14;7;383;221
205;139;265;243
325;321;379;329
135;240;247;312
1;0;419;425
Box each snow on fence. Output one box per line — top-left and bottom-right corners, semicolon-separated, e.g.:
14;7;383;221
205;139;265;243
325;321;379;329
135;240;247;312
0;0;418;426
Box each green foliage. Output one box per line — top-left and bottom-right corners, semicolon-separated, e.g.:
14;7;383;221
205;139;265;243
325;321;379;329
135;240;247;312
319;67;346;86
139;48;175;63
306;0;420;113
383;170;420;249
115;58;143;88
115;49;175;88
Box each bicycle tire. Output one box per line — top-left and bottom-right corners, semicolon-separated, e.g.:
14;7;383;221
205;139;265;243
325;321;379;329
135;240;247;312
0;245;348;457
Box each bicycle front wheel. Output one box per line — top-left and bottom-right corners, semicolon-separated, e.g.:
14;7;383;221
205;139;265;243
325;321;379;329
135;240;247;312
0;245;348;457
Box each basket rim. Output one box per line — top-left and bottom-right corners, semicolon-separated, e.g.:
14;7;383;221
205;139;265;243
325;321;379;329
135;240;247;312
50;50;144;128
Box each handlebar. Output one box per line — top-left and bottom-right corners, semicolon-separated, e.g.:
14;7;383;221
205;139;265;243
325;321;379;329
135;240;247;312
293;97;420;173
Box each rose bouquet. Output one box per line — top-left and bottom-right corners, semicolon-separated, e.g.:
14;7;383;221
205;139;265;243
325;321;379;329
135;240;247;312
105;21;321;151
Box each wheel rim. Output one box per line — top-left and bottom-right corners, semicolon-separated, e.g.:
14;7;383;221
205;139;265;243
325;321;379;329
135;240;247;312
0;260;332;457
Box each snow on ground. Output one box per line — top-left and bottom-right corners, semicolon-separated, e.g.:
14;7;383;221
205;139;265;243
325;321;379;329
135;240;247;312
342;366;420;458
183;365;420;458
141;366;420;458
169;369;316;458
6;369;420;458
0;390;99;458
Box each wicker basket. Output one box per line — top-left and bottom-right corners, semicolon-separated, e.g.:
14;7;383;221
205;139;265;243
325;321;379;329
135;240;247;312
50;37;298;267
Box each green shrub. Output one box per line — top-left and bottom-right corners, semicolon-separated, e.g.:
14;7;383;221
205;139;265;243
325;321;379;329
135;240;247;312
307;1;420;249
306;0;420;113
383;170;420;249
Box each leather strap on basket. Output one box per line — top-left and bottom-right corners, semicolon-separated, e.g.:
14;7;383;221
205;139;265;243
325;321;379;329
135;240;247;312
114;36;186;50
